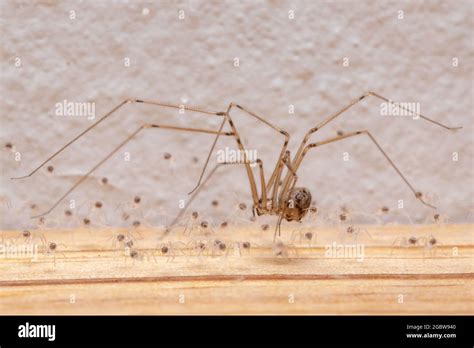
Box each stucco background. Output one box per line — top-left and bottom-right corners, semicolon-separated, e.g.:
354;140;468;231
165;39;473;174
1;0;473;230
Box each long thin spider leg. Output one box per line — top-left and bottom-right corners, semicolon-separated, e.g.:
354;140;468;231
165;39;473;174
256;159;267;210
187;116;227;194
12;99;130;179
163;159;266;239
274;151;298;241
280;153;299;208
367;92;462;131
281;91;463;197
12;99;223;180
278;151;298;202
189;102;290;198
299;91;462;159
274;215;284;242
271;151;286;211
223;112;260;207
31;124;235;219
134;99;221;116
232;104;290;195
271;150;299;211
295;130;437;209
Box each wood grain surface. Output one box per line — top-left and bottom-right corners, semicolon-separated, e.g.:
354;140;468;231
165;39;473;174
0;224;472;314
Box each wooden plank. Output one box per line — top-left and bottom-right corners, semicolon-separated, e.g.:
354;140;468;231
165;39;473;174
0;224;472;314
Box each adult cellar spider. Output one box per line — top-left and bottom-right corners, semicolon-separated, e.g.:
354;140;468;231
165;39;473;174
12;91;461;240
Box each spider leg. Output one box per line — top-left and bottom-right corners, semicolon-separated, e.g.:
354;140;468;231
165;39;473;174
11;99;224;180
277;151;298;210
274;151;298;241
280;91;462;201
297;91;462;161
30;124;234;219
229;104;290;197
270;150;299;216
288;130;437;210
255;159;267;210
270;151;286;211
274;215;283;242
162;159;267;239
187;116;227;195
189;102;290;202
390;237;407;256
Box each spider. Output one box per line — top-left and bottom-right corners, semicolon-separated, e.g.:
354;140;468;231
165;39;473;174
13;92;461;240
14;229;46;245
107;231;138;250
340;225;372;243
156;241;187;262
290;228;316;247
123;249;156;265
43;241;67;266
187;239;209;258
211;239;228;257
232;241;253;257
424;212;450;226
390;236;421;256
185;215;215;236
418;235;444;258
272;240;299;258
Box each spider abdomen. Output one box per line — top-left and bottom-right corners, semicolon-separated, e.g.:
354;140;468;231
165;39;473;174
284;187;312;222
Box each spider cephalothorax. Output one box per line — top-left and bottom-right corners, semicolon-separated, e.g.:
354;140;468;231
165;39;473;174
283;187;312;222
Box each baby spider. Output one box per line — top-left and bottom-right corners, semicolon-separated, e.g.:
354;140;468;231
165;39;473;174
14;229;46;245
196;219;216;236
76;200;110;227
129;249;139;261
324;207;355;228
188;239;209;258
220;240;253;258
182;211;200;235
129;219;146;236
290;228;316;247
425;213;450;226
43;241;67;266
239;241;252;255
272;240;299;259
124;239;135;249
162;151;178;173
113;197;156;230
340;225;371;243
157;241;187;262
124;245;157;266
16;92;460;242
305;205;319;224
419;235;445;258
390;236;420;256
219;194;255;227
123;249;156;265
211;239;229;257
107;229;139;250
108;233;126;249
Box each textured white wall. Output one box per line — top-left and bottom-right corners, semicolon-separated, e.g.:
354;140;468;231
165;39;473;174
1;0;473;230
